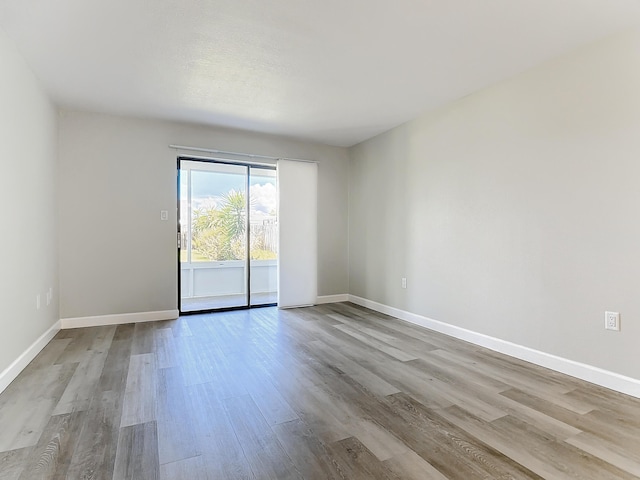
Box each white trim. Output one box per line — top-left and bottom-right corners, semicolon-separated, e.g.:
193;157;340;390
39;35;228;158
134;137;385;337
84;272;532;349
348;295;640;399
316;294;349;304
61;310;179;329
0;320;61;394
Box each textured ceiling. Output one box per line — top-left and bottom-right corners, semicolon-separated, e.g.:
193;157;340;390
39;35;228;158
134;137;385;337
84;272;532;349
2;0;640;146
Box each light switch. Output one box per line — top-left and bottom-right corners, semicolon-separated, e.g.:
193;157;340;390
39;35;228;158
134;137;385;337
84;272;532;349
160;210;168;221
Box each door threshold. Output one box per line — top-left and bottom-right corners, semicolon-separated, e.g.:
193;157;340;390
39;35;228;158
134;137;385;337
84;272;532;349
179;303;277;316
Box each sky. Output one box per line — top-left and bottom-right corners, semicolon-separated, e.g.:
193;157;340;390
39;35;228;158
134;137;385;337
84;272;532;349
180;167;277;219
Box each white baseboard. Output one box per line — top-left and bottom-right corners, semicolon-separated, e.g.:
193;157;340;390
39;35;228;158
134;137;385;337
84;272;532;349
0;320;61;395
61;309;179;329
348;295;640;399
316;294;349;304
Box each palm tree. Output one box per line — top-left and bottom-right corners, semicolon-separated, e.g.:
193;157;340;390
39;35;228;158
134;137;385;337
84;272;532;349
218;190;247;243
191;190;256;260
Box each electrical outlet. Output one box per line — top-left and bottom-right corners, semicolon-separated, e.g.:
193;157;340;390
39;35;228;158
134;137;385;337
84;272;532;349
604;311;620;331
401;277;407;289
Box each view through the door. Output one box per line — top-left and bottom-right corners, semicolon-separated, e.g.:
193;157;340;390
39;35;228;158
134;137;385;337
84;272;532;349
179;160;277;312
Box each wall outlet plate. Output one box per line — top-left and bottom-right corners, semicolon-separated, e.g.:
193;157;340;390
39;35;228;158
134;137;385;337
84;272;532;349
604;311;620;331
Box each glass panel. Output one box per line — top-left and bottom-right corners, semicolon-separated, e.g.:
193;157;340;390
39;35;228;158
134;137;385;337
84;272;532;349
179;166;189;267
249;167;278;306
180;160;248;311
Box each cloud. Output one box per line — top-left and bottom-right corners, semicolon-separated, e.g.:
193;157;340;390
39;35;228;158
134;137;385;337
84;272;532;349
187;182;277;220
251;183;277;215
191;196;219;210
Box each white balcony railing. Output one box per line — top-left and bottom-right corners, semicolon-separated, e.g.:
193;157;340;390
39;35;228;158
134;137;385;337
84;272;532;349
180;259;277;299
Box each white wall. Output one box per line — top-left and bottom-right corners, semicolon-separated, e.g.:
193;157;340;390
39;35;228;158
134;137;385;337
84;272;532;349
58;112;349;319
349;28;640;380
0;30;58;374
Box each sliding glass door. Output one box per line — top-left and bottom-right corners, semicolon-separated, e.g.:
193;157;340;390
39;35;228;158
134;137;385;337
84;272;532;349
178;158;277;313
248;166;278;306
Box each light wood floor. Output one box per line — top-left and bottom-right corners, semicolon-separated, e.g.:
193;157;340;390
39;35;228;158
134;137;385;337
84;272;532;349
1;303;639;479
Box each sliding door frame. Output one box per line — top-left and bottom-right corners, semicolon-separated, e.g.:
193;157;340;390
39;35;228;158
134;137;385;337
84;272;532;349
177;155;277;315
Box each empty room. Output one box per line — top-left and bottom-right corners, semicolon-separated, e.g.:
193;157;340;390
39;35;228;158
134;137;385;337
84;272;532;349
1;0;640;478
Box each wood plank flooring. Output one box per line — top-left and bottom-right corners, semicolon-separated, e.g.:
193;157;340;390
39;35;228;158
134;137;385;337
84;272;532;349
1;302;639;479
